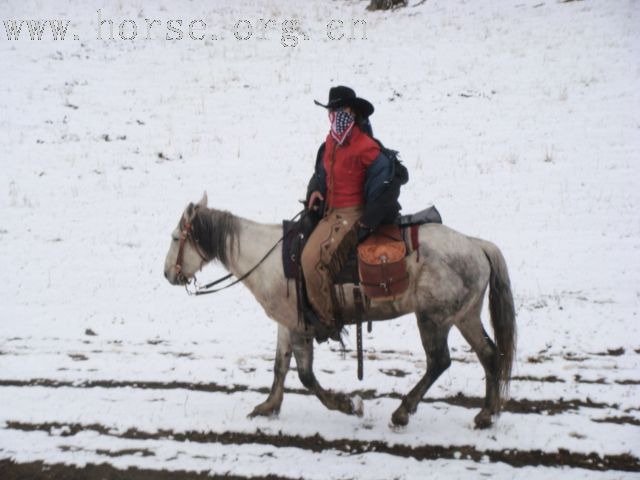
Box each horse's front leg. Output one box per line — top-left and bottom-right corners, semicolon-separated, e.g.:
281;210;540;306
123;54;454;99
248;324;292;418
291;333;363;417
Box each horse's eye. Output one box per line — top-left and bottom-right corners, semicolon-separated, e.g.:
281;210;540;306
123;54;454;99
172;234;180;242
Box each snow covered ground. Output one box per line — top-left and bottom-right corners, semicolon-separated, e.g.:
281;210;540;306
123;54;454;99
1;0;639;478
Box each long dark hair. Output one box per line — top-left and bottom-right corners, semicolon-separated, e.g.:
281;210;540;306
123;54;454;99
355;113;373;137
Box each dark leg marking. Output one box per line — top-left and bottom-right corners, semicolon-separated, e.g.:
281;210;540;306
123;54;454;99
391;314;452;427
457;307;501;429
291;333;363;417
248;325;292;418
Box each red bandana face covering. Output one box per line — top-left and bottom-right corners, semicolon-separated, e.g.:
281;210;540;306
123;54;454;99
329;109;355;145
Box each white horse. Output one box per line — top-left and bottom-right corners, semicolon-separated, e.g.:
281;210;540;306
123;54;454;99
164;193;516;429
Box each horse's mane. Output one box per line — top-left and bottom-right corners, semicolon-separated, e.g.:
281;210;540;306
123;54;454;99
192;208;239;267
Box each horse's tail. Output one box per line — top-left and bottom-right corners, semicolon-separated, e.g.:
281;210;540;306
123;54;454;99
480;241;517;398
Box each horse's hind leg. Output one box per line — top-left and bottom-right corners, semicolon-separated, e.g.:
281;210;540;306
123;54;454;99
457;305;500;429
248;324;292;418
391;314;451;427
291;332;363;417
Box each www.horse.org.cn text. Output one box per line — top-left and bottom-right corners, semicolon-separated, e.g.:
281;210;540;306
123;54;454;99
1;11;368;47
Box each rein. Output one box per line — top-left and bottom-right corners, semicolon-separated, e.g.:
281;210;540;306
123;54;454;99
188;238;281;296
180;209;304;296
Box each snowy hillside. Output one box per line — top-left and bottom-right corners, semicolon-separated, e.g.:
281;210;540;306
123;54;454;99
1;0;639;478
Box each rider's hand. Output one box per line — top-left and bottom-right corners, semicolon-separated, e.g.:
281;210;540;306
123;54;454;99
308;191;324;211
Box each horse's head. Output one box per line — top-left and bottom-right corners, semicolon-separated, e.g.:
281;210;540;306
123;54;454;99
164;192;210;285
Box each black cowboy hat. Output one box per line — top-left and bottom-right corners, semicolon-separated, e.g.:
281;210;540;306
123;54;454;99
314;85;375;117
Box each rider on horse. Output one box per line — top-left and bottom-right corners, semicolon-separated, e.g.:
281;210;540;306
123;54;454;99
302;86;407;340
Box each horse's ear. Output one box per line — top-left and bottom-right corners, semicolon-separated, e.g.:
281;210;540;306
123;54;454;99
183;203;195;222
197;191;208;209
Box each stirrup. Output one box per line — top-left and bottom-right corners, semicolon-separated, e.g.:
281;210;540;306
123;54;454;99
301;307;328;341
300;302;341;343
313;320;341;343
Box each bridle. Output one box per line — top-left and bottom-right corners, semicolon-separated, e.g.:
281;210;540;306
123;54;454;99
173;217;209;285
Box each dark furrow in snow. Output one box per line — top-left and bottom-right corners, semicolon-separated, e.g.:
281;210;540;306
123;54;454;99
0;378;622;416
5;421;640;472
0;459;294;480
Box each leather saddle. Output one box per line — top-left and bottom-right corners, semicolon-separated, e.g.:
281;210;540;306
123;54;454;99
282;206;442;288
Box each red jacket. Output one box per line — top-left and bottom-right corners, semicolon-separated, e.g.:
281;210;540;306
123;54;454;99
323;126;380;208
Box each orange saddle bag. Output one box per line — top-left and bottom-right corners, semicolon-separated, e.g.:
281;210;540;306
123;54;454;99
357;224;409;301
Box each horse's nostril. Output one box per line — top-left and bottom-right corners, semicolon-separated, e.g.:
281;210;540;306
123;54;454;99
164;271;169;280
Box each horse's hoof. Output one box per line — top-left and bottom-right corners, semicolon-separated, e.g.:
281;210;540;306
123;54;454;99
388;421;407;432
474;410;493;429
391;408;409;427
247;403;280;419
351;395;364;417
